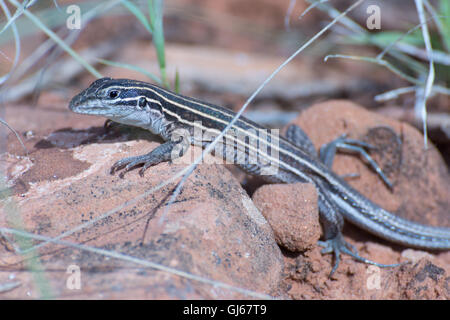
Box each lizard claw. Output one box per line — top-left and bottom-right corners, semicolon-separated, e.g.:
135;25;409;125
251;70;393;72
110;158;139;177
110;161;125;175
139;167;146;177
111;155;157;178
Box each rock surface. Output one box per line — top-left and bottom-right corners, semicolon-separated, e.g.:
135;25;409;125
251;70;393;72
1;127;283;299
252;183;320;252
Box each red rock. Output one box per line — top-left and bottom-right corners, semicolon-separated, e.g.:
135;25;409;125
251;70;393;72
1;136;283;299
397;259;449;300
252;183;320;252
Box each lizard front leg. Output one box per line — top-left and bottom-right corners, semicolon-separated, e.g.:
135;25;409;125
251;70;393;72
110;126;191;178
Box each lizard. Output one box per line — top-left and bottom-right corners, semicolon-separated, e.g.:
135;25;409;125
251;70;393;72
69;77;450;274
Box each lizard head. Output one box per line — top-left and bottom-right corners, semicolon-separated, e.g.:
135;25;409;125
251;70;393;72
69;77;165;131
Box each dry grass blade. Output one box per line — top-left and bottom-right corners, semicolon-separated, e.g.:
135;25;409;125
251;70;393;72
414;0;435;149
0;117;27;155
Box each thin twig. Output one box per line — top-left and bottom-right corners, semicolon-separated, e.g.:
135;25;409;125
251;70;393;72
324;54;422;85
374;86;417;102
299;0;328;21
305;0;365;34
377;15;438;60
415;0;435;149
0;118;28;155
394;42;450;66
0;281;21;293
375;84;450;102
0;0;36;36
284;0;296;30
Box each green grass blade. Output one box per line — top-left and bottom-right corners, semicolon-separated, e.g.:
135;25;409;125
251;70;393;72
120;0;152;33
174;68;180;93
148;0;169;88
440;0;450;49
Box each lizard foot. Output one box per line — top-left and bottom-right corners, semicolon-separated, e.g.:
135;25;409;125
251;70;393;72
318;234;401;276
110;141;179;178
319;134;393;189
110;155;156;178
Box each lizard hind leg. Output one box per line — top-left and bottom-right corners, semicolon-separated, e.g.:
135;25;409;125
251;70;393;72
319;134;394;189
315;179;400;276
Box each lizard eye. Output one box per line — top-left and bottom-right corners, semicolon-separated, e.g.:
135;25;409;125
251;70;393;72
138;97;147;108
108;90;119;99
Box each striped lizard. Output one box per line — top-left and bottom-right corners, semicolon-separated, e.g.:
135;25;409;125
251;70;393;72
69;78;450;274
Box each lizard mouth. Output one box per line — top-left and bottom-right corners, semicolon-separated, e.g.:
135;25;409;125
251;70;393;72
69;95;110;115
71;105;106;114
